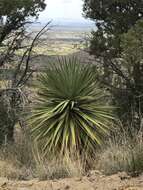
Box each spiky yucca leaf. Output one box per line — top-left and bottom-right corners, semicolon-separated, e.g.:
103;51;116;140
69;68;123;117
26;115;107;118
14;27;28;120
30;57;114;154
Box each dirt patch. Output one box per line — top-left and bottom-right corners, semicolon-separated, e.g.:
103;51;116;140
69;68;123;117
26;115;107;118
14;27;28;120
0;172;143;190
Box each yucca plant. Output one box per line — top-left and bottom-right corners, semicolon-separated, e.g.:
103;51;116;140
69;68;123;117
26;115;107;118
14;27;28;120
30;57;114;155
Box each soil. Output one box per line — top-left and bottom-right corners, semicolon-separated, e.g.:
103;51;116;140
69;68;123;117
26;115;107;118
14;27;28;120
0;171;143;190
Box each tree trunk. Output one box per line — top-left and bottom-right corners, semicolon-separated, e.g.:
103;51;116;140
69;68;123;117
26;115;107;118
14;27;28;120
0;91;16;144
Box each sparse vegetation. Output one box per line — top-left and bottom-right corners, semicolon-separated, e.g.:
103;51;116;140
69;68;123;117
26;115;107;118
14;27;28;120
0;0;143;190
96;132;143;176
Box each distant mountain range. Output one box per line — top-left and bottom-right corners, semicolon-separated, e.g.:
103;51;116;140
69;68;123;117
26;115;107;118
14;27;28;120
32;18;95;31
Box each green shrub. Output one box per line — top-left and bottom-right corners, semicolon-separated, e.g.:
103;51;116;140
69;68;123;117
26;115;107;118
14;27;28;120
30;57;114;155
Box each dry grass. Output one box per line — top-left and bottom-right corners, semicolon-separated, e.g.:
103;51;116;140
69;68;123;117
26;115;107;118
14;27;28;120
32;145;85;180
96;133;143;176
0;124;143;180
0;128;85;180
33;157;84;180
0;160;21;179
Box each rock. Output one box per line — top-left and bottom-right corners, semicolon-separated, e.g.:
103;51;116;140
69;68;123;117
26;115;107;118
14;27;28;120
0;182;7;187
87;170;102;177
64;185;70;190
118;172;131;180
75;177;82;182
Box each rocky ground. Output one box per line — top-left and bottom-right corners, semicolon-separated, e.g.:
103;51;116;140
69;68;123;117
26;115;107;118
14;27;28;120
0;171;143;190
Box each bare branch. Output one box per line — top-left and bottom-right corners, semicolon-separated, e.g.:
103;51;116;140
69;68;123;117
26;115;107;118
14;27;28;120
16;21;51;87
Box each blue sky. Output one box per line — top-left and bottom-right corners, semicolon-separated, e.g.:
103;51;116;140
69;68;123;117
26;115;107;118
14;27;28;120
39;0;88;22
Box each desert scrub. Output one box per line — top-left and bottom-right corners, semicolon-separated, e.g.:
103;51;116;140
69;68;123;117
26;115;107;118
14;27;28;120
0;139;85;180
96;134;143;176
33;154;84;180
